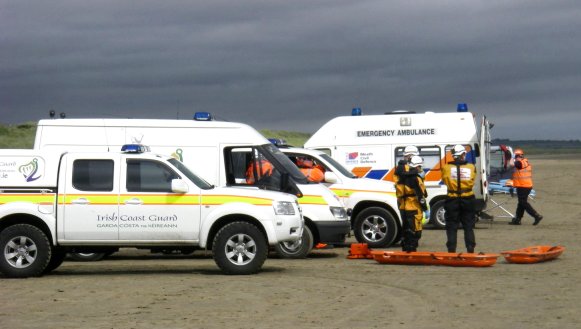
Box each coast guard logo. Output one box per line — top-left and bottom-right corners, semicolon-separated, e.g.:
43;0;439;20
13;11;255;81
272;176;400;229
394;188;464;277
18;158;41;182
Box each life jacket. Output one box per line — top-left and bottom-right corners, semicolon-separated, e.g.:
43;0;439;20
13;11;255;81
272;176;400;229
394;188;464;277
442;160;475;198
396;174;427;211
246;160;273;184
512;158;533;188
300;167;324;183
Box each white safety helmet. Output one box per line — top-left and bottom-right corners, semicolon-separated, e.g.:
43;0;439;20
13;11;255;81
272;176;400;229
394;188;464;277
452;144;467;157
403;145;419;157
409;155;423;168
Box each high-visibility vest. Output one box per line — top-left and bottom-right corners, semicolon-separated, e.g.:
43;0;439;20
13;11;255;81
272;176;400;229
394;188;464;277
442;161;475;198
512;158;533;188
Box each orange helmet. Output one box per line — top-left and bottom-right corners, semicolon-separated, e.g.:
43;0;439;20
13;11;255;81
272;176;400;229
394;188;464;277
514;149;524;157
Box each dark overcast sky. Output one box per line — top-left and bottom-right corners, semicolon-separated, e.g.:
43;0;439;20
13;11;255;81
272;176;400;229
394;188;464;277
1;0;580;139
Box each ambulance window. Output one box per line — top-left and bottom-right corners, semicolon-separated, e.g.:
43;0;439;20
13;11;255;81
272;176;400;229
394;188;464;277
315;148;332;156
394;146;442;171
444;145;475;164
126;159;180;192
72;160;114;192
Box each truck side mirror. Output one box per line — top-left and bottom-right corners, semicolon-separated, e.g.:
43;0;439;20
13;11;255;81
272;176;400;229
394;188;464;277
171;179;189;193
324;171;338;184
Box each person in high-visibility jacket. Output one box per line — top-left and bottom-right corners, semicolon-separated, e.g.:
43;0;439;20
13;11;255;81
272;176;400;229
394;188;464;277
509;148;543;225
441;144;476;253
246;157;274;184
296;157;324;183
396;155;427;252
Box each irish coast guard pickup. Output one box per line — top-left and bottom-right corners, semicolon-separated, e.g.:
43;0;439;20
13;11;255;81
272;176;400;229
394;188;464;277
0;145;303;277
304;105;491;228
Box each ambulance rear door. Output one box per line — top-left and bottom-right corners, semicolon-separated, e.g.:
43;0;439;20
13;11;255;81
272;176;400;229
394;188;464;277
479;116;491;203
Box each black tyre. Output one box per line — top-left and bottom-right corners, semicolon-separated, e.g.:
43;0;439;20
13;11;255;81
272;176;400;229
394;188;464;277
0;224;52;278
430;200;446;229
68;252;107;262
44;247;67;274
213;222;268;275
274;226;313;259
353;207;398;248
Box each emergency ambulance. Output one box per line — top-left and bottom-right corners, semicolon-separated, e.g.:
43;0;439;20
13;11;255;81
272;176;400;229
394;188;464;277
34;115;349;258
304;105;491;228
273;143;403;247
0;145;303;277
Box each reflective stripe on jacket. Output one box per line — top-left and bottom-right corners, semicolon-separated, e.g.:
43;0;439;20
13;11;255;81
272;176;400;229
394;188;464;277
442;160;476;198
512;158;533;188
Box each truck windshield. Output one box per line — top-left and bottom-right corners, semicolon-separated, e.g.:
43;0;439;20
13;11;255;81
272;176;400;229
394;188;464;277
320;154;358;178
168;158;213;190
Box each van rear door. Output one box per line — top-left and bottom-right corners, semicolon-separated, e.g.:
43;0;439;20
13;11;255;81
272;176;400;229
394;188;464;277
479;116;491;203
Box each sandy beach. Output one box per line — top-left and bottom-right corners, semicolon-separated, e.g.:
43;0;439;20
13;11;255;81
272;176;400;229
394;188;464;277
1;156;579;329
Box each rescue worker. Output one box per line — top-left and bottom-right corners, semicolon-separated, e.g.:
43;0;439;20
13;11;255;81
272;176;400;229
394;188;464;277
509;148;543;225
442;144;476;253
396;155;428;252
246;155;273;184
296;157;324;183
394;145;420;183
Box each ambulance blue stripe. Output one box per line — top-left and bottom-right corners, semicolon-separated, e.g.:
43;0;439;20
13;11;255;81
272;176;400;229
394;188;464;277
365;169;389;180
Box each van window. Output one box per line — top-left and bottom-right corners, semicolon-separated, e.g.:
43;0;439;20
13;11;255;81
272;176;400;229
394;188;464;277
72;160;114;192
126;159;180;192
394;146;442;172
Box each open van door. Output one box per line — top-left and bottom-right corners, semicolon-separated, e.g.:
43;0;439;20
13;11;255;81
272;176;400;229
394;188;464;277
479;116;491;203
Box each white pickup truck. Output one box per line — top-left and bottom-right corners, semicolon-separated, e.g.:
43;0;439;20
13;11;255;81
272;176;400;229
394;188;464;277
0;145;303;277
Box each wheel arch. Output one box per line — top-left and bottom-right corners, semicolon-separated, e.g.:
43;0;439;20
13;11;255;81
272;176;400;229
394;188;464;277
0;214;55;245
205;214;267;250
350;201;401;229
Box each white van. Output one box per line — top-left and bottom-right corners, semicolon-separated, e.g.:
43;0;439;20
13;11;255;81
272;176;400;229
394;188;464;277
275;145;403;247
34;116;350;258
304;106;491;228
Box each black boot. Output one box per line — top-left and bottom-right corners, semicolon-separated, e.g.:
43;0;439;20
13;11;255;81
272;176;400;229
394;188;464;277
533;215;543;226
509;217;521;225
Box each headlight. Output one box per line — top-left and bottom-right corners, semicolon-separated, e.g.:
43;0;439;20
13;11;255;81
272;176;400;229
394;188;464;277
330;206;347;219
274;201;296;215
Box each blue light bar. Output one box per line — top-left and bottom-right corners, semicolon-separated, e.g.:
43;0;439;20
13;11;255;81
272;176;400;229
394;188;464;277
193;112;213;121
268;138;287;146
121;144;150;153
457;103;468;112
351;107;362;116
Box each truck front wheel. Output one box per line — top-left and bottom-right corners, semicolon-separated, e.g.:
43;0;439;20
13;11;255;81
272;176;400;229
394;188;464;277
430;200;447;229
274;225;313;259
0;224;52;278
353;207;398;248
213;222;268;275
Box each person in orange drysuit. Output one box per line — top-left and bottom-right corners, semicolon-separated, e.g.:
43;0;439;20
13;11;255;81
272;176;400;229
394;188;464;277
296;157;324;183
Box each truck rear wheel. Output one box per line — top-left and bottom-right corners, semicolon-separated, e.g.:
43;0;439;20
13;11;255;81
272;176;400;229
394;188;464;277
213;222;268;275
274;226;313;259
68;252;107;262
0;224;52;278
430;200;447;229
44;247;67;274
354;207;398;248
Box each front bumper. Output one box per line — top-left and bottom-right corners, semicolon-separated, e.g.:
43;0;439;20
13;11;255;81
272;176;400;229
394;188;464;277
313;220;351;244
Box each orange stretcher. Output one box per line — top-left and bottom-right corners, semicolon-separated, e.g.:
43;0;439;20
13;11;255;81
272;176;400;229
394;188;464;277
370;250;500;267
500;245;565;264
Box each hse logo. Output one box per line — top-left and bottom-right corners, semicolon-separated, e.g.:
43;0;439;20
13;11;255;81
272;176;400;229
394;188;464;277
18;158;41;182
346;152;359;165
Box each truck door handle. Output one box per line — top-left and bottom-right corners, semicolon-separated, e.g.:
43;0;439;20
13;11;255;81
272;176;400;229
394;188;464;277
71;198;90;205
124;198;143;205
